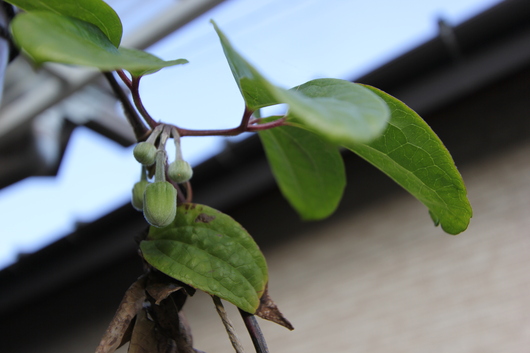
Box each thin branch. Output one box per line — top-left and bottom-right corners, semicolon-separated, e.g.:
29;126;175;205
131;76;159;129
212;296;245;353
183;181;193;203
0;2;18;62
247;117;287;132
239;106;254;131
239;309;269;353
176;107;287;137
175;106;253;137
166;173;187;204
103;72;150;141
116;69;132;89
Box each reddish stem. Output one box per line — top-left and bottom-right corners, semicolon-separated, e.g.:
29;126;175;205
176;109;286;137
116;70;132;89
103;72;149;141
247;117;287;132
131;76;159;129
183;181;193;203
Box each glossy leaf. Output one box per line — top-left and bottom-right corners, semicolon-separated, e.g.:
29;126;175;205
11;12;187;76
5;0;123;46
211;20;279;109
345;86;472;234
284;79;390;143
140;203;268;313
212;21;389;144
258;121;346;220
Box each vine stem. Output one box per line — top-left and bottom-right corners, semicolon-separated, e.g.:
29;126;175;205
165;169;187;204
212;296;246;353
239;309;269;353
183;181;193;203
131;76;159;129
116;69;132;89
107;70;287;140
176;112;287;137
247;117;287;132
103;72;150;141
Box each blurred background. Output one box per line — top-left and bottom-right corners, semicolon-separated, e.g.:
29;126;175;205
1;0;530;352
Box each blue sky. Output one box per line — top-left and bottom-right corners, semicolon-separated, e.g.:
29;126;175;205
0;0;501;269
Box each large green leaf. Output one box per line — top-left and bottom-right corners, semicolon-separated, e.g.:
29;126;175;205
140;204;268;314
211;20;279;109
284;79;390;143
11;12;187;76
5;0;123;47
212;21;389;144
345;86;472;234
258;121;346;220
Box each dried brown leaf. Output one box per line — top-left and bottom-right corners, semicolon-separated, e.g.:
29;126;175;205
149;293;197;353
255;285;294;330
128;307;176;353
146;281;183;305
146;271;195;306
95;276;147;353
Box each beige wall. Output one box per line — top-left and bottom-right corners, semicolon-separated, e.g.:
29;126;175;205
170;140;530;352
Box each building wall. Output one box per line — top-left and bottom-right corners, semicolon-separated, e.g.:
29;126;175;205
8;71;529;353
15;122;530;353
171;139;530;353
10;100;529;353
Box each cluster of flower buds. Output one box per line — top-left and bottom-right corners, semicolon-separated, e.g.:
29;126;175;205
131;125;193;228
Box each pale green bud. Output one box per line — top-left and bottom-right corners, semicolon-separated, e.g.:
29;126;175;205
133;142;157;166
131;180;149;211
143;181;177;228
168;160;193;183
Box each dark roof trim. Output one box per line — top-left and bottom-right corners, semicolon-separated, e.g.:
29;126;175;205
356;0;530;97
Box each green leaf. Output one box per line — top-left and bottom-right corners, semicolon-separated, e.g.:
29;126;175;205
212;21;389;144
11;12;187;76
284;79;390;144
5;0;123;47
258;121;346;220
345;86;472;234
211;20;279;109
140;204;268;313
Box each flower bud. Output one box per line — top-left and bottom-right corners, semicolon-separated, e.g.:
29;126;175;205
168;160;193;183
133;142;157;166
143;181;177;228
131;180;149;211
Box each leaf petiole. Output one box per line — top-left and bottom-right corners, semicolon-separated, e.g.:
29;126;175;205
103;71;149;141
116;69;132;89
131;75;159;129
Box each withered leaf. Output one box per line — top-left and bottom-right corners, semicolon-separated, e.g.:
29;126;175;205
149;294;197;353
255;285;294;330
96;276;147;353
128;306;176;353
145;270;195;306
146;281;183;305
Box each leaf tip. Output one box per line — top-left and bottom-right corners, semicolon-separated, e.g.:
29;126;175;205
429;210;441;227
209;19;219;31
255;285;294;330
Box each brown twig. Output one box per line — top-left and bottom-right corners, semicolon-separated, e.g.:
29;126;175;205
175;107;287;137
131;76;159;129
116;69;132;89
212;296;245;353
103;72;150;141
239;309;269;353
183;181;193;203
